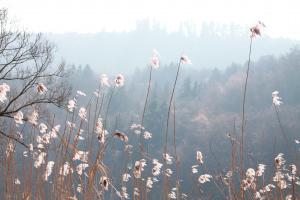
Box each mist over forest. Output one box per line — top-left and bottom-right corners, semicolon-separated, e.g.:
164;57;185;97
47;20;300;73
1;6;300;199
65;44;300;198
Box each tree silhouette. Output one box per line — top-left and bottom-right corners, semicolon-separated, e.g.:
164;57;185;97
0;9;70;147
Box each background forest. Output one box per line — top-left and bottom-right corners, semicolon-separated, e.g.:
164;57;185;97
0;7;300;200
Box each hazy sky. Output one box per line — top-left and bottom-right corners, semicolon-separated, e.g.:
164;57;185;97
2;0;300;39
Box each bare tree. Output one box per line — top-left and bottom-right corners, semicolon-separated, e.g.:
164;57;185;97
0;9;70;147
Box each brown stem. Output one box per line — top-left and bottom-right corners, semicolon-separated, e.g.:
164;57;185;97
139;65;153;157
273;105;289;146
173;102;180;200
240;37;253;199
163;59;181;199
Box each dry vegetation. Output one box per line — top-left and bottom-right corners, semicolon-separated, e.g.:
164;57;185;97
0;9;299;200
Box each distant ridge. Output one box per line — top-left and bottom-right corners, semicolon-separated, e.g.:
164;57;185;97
46;22;299;73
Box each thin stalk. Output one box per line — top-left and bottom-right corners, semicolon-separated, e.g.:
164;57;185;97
93;83;102;131
240;37;253;193
173;102;180;200
163;59;181;199
291;169;296;200
164;59;181;154
135;65;153;200
104;86;115;128
273;104;298;174
139;65;153;157
273;104;289;146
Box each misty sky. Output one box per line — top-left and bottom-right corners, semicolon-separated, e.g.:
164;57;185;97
2;0;300;39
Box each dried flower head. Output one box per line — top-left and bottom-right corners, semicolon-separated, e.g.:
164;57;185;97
286;195;292;200
256;164;266;177
273;171;287;189
113;131;129;143
275;153;285;169
100;176;109;190
290;164;297;175
14;178;21;185
94;89;100;97
59;162;73;176
122;173;131;182
73;151;89;162
165;168;173;177
14;111;24;125
28;110;39;126
78;107;87;121
169;191;176;199
77;184;82;193
67;121;76;128
192;165;198;174
134;159;147;178
163;153;173;164
0;83;10;103
5;142;14;157
39;123;47;133
76;163;89;175
146;177;153;189
130;123;144;130
76;90;86;96
242;168;257;191
68;99;76;112
198;174;212;183
151;49;160;69
115;74;125;87
180;55;192;64
272;90;283;106
37;83;47;94
117;186;129;199
100;74;110;87
134;187;140;197
246;168;255;178
196;151;203;164
152;159;163;176
44;161;55;181
34;152;47;168
94;118;105;143
250;21;265;38
144;131;152;139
